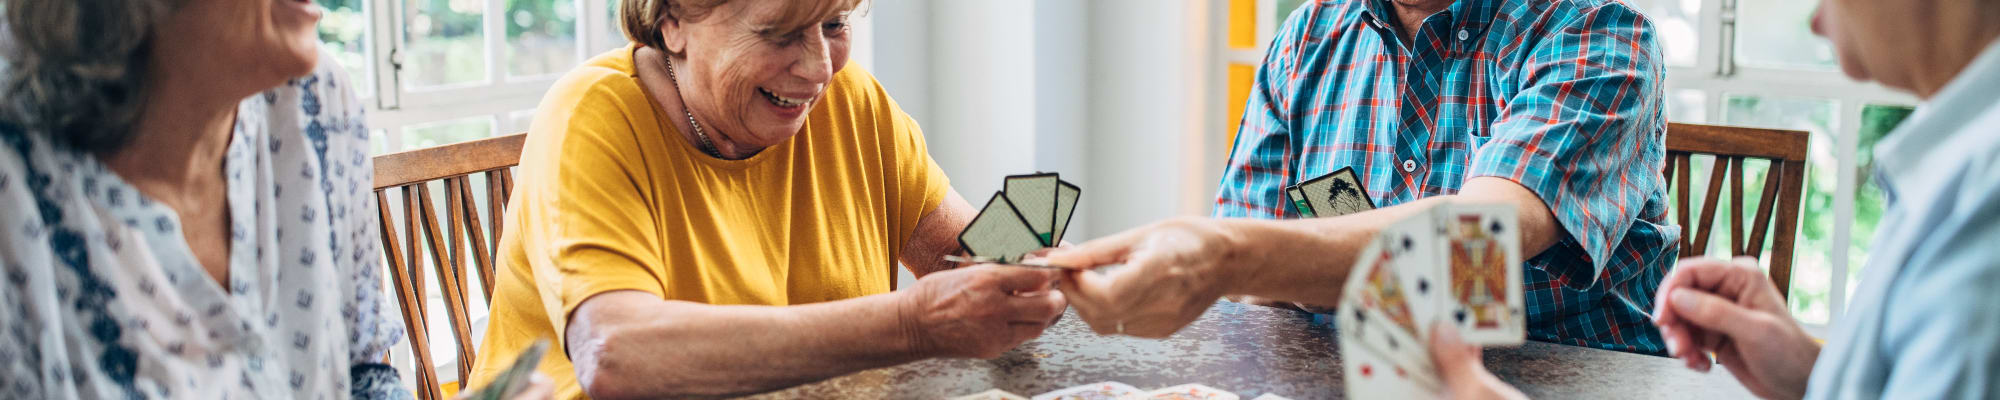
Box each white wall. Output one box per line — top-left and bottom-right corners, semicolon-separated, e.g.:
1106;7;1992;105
872;0;1224;288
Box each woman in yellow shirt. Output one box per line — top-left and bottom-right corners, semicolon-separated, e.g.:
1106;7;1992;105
467;0;1069;398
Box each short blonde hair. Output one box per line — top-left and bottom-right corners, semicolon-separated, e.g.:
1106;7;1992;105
619;0;863;55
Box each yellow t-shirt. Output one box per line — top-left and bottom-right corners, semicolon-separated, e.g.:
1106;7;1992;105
467;46;948;399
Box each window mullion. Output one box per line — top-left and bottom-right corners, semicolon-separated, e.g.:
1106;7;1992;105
485;0;505;86
375;0;405;111
1715;0;1738;77
1830;100;1863;323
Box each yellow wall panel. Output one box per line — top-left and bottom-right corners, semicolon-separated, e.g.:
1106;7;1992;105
1226;63;1256;146
1228;0;1258;49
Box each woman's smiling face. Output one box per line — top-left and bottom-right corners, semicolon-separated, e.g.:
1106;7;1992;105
663;0;856;149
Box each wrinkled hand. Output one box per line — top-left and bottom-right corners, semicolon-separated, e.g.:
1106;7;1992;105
1044;217;1242;338
900;265;1069;359
1653;257;1820;400
1428;323;1527;400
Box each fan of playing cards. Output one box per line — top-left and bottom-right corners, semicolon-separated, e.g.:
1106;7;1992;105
957;173;1082;264
1286;168;1529;397
1334;202;1528;397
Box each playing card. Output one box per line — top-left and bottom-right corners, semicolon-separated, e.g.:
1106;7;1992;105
1338;236;1432;369
1127;383;1239;400
1434;203;1526;344
952;389;1030;400
1378;207;1447;333
1285;186;1314;218
1033;381;1144;400
1292;167;1375;218
466;339;550;400
1004;173;1062;245
1053;180;1081;244
1339;339;1443;399
960;191;1047;263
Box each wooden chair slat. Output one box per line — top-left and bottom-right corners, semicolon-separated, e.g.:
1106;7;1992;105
457;177;498;302
1728;157;1746;255
1767;160;1808;298
1746;165;1785;262
1674;153;1694;257
400;188;427;304
1691;156;1731;253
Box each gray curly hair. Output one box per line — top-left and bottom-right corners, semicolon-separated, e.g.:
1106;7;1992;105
1;0;175;152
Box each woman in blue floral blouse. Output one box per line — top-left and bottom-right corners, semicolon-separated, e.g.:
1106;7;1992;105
0;0;551;398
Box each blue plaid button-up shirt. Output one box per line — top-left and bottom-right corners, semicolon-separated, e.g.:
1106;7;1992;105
1216;0;1679;354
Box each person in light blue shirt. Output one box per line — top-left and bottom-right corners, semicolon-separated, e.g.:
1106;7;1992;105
1424;0;2000;398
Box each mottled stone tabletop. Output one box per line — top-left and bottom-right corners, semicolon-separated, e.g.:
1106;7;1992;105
750;301;1755;399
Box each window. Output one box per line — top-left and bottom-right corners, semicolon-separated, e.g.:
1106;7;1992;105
318;0;628;156
1219;0;1918;327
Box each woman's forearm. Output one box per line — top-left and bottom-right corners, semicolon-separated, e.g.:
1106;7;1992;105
567;290;930;399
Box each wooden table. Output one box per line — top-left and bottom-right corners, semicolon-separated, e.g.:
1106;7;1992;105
753;301;1756;399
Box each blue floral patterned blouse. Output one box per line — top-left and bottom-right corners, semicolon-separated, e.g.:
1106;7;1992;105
0;55;408;399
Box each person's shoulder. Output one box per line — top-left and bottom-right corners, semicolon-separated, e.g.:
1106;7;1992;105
1280;1;1368;42
1492;0;1649;28
553;47;646;102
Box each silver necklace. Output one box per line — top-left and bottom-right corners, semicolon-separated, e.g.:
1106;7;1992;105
662;56;725;158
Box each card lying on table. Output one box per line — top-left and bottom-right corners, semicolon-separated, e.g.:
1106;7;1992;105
1031;381;1142;400
1336;200;1525;398
958;172;1083;264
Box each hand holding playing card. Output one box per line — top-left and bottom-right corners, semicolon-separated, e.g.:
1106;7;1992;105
1045;218;1243;338
899;265;1069;358
1427;322;1527;400
1652;257;1818;400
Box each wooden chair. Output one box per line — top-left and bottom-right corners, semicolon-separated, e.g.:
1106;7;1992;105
1662;123;1809;299
373;133;526;400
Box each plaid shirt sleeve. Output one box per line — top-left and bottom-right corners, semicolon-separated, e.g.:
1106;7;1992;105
1214;6;1312;219
1467;2;1667;288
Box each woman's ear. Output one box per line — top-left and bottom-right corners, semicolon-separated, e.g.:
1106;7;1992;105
658;11;688;55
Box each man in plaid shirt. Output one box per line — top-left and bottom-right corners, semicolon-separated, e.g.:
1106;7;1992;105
1048;0;1677;356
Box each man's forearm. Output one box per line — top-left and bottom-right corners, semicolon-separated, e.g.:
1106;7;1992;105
569;290;931;399
1222;177;1558;307
1219;196;1449;306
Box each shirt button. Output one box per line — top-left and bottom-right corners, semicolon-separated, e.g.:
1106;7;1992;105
1457;30;1470;40
1402;159;1418;172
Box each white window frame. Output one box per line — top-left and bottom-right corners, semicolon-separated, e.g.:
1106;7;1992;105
1226;0;1916;330
357;0;628;153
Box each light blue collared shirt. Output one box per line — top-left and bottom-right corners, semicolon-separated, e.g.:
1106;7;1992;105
1806;38;2000;399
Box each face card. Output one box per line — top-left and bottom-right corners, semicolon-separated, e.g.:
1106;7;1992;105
1053;180;1081;244
1339;340;1443;399
951;389;1030;400
1031;381;1144;400
1378;208;1447;332
1004;173;1062;245
959;191;1047;263
1435;203;1526;344
1285;186;1315;218
1134;384;1239;400
1295;167;1375;218
1339;237;1432;369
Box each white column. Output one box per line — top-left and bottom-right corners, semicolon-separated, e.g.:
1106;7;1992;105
1083;0;1220;237
926;1;1040;199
